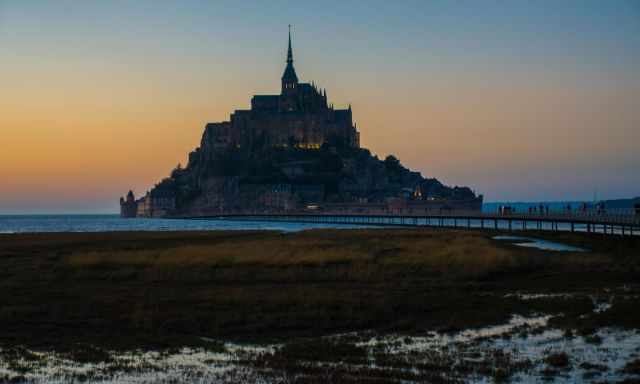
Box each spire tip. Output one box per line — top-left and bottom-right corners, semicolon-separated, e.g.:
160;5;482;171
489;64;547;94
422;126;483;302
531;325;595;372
287;25;293;64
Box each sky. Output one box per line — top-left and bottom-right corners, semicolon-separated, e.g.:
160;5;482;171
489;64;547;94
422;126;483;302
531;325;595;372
1;0;639;213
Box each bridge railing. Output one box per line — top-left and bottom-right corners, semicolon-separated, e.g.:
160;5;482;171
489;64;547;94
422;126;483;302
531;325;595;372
218;208;640;225
480;209;639;225
218;208;640;226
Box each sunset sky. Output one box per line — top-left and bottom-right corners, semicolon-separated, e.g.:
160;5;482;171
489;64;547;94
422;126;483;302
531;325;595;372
1;1;639;213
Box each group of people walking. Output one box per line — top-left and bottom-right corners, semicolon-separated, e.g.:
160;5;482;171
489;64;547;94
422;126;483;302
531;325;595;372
527;205;551;215
499;205;552;216
499;203;619;216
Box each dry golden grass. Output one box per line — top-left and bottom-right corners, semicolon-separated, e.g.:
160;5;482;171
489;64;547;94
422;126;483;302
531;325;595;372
65;229;530;279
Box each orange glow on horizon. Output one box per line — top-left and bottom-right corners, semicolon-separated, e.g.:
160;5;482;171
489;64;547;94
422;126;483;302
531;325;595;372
2;1;639;212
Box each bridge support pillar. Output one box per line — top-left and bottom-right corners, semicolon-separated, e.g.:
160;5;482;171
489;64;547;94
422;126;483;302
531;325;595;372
467;218;471;228
508;219;512;232
494;219;498;230
571;222;574;232
481;219;484;229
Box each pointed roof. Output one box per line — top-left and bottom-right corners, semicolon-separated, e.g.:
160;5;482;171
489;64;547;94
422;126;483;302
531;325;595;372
282;25;298;83
287;25;293;64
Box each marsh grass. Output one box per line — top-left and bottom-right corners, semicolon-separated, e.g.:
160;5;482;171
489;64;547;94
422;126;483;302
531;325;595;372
0;228;638;349
65;229;532;280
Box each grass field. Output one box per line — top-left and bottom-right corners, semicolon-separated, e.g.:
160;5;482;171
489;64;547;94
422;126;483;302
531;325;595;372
0;228;638;351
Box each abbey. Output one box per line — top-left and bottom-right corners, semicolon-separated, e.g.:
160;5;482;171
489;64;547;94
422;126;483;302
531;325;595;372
121;30;482;218
203;28;359;153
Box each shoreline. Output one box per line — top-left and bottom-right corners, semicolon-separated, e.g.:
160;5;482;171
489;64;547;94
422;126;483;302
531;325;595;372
3;212;638;239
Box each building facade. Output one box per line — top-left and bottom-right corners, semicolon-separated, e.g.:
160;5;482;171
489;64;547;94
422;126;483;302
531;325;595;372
201;28;360;154
119;190;138;218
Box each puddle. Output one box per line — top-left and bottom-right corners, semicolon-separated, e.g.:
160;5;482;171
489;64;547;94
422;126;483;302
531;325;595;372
493;235;587;252
353;314;640;383
2;318;640;383
0;344;262;384
2;301;638;383
504;292;574;300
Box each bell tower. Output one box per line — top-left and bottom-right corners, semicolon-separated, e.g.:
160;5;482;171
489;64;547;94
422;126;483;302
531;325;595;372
281;25;298;95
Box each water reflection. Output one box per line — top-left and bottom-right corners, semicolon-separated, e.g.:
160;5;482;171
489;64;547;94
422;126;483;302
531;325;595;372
493;235;587;252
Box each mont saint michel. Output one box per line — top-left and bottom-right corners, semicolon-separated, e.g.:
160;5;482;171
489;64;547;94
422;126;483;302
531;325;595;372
3;3;640;383
120;31;482;218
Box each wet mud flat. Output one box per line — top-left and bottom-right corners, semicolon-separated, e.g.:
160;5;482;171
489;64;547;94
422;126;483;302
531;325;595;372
0;229;639;383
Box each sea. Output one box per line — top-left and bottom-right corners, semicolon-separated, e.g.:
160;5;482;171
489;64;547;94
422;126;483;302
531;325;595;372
0;202;635;234
0;214;374;234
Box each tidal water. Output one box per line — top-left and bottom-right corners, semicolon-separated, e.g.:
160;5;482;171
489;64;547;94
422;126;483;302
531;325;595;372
493;235;588;252
0;212;635;236
3;311;639;383
0;214;371;234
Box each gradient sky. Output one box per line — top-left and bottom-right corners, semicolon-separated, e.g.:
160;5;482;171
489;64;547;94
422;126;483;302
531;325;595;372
1;0;639;213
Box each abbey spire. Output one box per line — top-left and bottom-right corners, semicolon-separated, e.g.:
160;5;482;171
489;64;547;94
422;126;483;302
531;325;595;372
281;25;298;93
287;24;293;64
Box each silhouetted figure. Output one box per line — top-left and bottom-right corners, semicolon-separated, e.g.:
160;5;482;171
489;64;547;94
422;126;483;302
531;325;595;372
596;202;605;215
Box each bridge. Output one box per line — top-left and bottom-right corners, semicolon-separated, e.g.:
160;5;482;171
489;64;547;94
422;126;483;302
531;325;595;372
184;209;640;236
